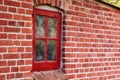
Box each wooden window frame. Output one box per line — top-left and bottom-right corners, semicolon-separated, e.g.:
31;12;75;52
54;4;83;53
32;8;62;71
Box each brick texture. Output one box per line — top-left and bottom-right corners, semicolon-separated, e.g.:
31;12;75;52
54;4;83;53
0;0;120;80
0;0;33;79
61;0;120;80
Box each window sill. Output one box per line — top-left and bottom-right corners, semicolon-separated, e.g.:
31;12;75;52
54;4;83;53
32;70;66;80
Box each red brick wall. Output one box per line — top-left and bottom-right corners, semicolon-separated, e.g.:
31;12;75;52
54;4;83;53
0;0;33;80
0;0;120;80
61;0;120;80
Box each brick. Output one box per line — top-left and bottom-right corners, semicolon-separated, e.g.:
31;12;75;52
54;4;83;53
0;27;3;32
0;54;2;59
77;74;86;78
90;10;99;14
3;54;19;59
64;64;76;68
0;0;3;4
15;73;23;78
26;0;32;2
0;13;12;19
17;47;24;52
102;7;110;12
65;21;81;26
93;5;101;10
0;40;12;46
83;3;92;8
0;48;6;52
72;16;80;21
21;3;32;9
0;61;7;66
8;34;16;39
0;33;7;39
13;41;20;45
26;47;32;52
26;22;32;27
26;9;32;15
78;12;87;17
74;6;79;11
13;14;21;20
11;67;19;72
97;72;106;76
17;60;24;65
17;21;25;27
8;61;16;66
8;21;16;26
8;7;16;13
21;54;32;58
17;34;25;39
72;0;82;6
20;66;32;71
18;8;25;14
4;0;20;7
0;20;7;25
26;35;32;39
21;41;32;46
0;6;7;11
0;75;5;80
0;67;10;73
87;73;97;77
7;74;14;79
66;10;77;15
8;47;16;52
21;16;32;21
64;53;76;57
22;28;32;33
4;27;20;33
25;60;32;65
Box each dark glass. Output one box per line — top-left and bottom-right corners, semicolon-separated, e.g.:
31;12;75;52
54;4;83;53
48;40;56;60
35;40;45;61
36;15;45;37
48;18;57;38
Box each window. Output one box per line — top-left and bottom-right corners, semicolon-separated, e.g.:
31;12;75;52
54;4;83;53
32;8;62;71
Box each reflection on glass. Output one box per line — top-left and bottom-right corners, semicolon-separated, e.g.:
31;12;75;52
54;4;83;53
36;40;45;61
48;18;57;38
36;15;45;37
48;40;56;60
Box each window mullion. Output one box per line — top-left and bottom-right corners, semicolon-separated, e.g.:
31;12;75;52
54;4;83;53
45;16;49;62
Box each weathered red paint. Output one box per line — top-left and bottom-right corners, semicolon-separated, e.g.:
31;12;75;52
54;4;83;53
32;8;62;71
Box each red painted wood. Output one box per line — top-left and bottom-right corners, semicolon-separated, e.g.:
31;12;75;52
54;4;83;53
32;8;62;71
46;17;48;62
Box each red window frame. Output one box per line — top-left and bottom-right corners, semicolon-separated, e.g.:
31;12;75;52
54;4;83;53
32;8;62;71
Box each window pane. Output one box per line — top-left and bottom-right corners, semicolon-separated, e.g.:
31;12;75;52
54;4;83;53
48;40;56;60
48;18;57;38
36;15;45;37
36;40;45;61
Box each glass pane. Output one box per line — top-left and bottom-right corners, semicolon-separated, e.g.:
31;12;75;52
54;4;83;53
36;40;45;61
48;40;56;60
36;15;45;37
48;18;57;38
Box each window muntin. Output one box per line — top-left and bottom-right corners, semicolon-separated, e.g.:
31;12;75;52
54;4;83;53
33;8;62;71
